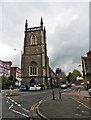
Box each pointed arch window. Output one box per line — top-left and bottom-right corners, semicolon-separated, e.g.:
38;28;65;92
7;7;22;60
30;34;37;45
29;61;38;76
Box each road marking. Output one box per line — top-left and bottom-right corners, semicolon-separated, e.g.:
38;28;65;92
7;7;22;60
72;97;91;110
30;102;39;110
12;109;29;117
74;113;82;117
9;98;13;101
14;102;18;105
11;99;15;102
9;103;14;109
36;100;44;109
30;100;44;111
36;99;49;120
17;104;21;107
7;100;11;104
22;108;30;112
7;97;10;99
6;97;30;118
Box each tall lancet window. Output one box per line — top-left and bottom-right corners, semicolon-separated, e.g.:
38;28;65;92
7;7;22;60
30;34;37;45
29;61;38;76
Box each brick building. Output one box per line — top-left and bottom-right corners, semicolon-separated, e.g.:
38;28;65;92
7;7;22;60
10;67;21;86
0;60;12;76
21;18;56;88
81;51;91;89
10;67;21;80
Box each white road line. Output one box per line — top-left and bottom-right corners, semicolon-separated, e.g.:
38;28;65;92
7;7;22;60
7;97;18;105
74;113;82;117
9;104;14;109
9;98;13;101
17;104;21;107
22;108;30;112
11;109;29;118
6;97;30;117
11;99;15;102
7;97;10;99
6;100;10;104
14;102;18;105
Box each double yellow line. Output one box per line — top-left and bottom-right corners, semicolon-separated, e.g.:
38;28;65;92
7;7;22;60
30;100;46;111
30;102;39;110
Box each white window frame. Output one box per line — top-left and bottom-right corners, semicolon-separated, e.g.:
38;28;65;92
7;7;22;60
29;63;38;76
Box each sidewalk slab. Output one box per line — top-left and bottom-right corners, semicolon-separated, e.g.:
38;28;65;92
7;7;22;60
37;90;91;119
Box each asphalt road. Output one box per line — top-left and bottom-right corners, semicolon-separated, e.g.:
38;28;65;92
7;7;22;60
2;86;90;119
2;89;54;119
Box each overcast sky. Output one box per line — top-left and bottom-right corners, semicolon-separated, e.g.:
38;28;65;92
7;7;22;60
0;1;90;74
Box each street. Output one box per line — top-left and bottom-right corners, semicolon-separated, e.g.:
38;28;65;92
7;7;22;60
2;85;91;119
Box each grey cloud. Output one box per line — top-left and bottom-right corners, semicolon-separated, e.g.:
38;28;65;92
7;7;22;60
1;2;89;73
48;4;89;72
12;54;21;67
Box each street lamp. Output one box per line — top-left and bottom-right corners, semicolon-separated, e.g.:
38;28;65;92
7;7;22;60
14;48;22;69
78;64;82;72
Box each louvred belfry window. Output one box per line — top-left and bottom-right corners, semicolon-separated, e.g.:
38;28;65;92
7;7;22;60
30;34;37;45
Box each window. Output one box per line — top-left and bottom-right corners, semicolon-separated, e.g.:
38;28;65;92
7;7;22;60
30;34;37;45
29;61;38;76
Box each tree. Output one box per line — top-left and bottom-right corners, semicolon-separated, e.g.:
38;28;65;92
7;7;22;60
2;75;10;89
59;71;66;83
67;72;73;83
71;69;82;83
72;69;81;77
67;70;82;83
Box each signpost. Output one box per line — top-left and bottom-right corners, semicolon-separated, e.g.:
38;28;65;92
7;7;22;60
56;68;61;74
56;68;61;88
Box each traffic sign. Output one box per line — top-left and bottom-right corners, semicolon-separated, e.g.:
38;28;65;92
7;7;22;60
56;68;61;74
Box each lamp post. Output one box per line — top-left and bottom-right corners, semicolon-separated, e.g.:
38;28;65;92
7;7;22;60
14;48;22;87
78;64;82;75
14;48;22;69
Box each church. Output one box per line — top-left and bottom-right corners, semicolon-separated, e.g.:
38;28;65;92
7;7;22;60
21;18;57;89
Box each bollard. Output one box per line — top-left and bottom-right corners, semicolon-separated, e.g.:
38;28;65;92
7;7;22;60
9;88;12;96
59;91;61;100
53;90;55;100
9;85;13;96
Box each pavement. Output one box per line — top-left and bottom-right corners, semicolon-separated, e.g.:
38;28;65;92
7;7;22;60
36;89;91;120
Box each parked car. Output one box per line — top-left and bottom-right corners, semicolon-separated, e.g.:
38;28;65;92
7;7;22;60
19;84;29;91
30;85;41;91
67;83;72;87
30;86;36;91
81;82;84;85
88;88;91;95
71;83;75;86
61;84;67;89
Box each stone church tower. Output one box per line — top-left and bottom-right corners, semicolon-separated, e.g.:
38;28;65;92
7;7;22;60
21;18;50;87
